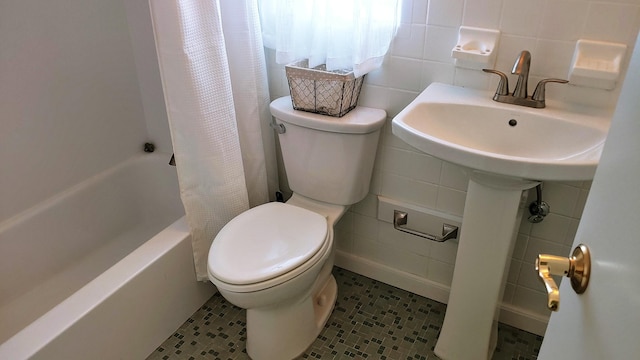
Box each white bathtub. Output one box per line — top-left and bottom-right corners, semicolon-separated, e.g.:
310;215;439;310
0;153;215;359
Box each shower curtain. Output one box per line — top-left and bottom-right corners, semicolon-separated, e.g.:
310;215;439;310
149;0;277;281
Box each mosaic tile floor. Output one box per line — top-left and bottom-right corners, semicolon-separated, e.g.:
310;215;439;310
147;267;542;360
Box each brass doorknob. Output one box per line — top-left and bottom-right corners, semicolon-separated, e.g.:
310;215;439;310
535;244;591;311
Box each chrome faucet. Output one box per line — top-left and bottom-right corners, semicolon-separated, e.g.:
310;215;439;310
483;50;568;108
512;50;531;99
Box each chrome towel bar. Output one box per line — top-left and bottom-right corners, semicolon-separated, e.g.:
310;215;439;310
393;210;458;242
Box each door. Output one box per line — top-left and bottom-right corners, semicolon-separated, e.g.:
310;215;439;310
538;34;640;359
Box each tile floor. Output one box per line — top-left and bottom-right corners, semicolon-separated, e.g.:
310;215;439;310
147;267;542;360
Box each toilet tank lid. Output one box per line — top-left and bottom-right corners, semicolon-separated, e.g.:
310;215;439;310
208;202;328;285
270;96;386;134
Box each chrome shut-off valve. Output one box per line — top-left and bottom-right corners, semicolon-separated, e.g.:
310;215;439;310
528;184;549;223
528;200;550;223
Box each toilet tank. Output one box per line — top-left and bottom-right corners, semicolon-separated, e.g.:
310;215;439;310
270;97;386;205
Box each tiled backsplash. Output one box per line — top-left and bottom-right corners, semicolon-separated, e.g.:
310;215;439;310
266;0;640;333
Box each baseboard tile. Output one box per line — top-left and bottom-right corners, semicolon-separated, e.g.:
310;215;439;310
335;250;549;336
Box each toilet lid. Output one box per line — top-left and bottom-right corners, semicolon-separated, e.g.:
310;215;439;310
208;202;328;285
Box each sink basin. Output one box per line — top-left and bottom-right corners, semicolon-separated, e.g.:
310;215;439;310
392;83;612;181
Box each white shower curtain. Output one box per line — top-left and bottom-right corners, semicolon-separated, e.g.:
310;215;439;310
149;0;277;281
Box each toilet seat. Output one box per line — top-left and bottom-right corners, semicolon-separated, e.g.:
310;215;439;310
208;202;328;292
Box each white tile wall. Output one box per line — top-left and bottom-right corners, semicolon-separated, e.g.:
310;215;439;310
585;3;640;43
500;0;544;36
538;1;588;41
266;0;640;327
392;24;427;59
463;0;503;28
427;0;464;27
423;26;459;63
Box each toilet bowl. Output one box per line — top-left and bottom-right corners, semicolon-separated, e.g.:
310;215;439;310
207;97;386;360
208;196;344;360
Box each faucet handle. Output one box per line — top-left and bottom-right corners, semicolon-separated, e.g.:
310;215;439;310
482;69;510;96
532;78;569;102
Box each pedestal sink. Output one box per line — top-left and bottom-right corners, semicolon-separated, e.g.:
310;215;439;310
391;83;611;360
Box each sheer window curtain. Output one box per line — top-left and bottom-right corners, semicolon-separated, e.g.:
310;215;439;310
259;0;401;77
149;0;277;281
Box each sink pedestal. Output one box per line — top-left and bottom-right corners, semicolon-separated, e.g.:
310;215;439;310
390;81;608;359
434;173;537;360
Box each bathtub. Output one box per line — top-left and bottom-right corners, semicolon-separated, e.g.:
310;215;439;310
0;153;215;359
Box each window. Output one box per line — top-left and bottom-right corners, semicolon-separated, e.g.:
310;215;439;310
259;0;401;77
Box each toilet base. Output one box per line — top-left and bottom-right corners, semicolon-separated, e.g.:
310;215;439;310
246;275;338;360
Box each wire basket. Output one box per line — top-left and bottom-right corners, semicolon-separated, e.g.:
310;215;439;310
285;60;365;117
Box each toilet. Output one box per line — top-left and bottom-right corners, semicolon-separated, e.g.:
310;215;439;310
207;96;386;360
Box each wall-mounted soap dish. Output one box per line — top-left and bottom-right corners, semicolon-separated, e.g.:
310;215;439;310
569;39;627;90
451;26;500;70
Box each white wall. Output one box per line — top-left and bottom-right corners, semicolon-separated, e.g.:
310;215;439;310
123;0;172;153
266;0;640;327
0;0;149;223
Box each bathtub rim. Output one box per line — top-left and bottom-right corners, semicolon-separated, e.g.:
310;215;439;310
0;215;202;359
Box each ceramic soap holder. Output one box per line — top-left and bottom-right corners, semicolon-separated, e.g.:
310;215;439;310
451;26;500;70
569;39;627;90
